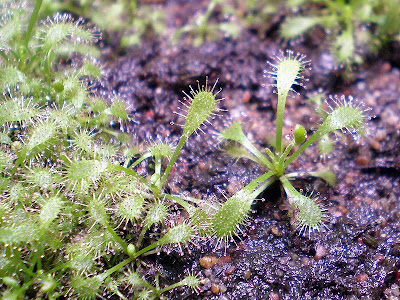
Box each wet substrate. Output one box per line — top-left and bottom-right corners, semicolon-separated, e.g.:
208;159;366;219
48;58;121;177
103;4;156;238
95;3;400;299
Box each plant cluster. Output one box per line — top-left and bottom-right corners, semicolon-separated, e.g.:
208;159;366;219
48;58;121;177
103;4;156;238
281;0;400;65
0;1;209;298
42;0;165;48
219;50;370;234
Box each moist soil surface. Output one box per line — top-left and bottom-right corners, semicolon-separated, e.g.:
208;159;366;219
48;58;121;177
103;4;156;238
94;1;400;299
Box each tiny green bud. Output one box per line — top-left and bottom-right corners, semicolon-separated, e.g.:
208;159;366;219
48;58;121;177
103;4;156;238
40;275;57;293
293;124;307;145
127;244;136;257
53;81;64;93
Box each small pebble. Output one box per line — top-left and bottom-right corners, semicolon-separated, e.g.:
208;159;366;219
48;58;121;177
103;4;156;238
362;234;378;249
270;225;282;237
243;269;251;280
269;292;280;300
374;254;385;265
301;257;312;266
203;269;212;277
314;244;327;260
242;90;251;103
390;284;400;296
200;256;218;269
368;138;380;151
337;205;348;215
344;173;355;184
356;273;368;283
217;256;232;266
211;283;220;294
390;244;400;256
219;283;227;293
356;155;370;166
225;264;236;275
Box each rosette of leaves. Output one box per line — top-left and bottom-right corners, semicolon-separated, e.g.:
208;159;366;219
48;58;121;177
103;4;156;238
281;0;400;65
219;50;370;235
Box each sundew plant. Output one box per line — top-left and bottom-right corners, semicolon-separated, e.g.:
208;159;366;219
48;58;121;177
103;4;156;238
281;0;400;65
218;50;370;235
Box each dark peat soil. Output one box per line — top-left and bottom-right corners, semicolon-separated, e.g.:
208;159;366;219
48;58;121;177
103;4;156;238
95;1;400;299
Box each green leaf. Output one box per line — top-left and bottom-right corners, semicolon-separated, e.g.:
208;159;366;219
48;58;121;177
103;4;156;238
40;196;62;226
89;195;108;227
143;201;168;229
26;120;58;154
318;134;334;157
309;169;337;186
71;275;102;300
25;167;55;189
211;189;254;239
65;159;108;192
281;16;320;39
0;66;27;91
0;8;24;50
274;51;306;95
332;30;355;63
220;121;246;143
324;95;366;134
0;151;12;172
117;194;144;222
182;80;219;137
158;223;193;245
110;99;129;121
0;97;38;124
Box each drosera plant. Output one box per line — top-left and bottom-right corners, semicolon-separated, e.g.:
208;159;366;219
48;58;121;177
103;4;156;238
218;50;370;236
42;0;166;48
0;0;227;299
280;0;400;66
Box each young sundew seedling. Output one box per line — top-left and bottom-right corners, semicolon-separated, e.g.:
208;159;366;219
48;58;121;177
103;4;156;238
280;0;400;66
220;50;370;235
